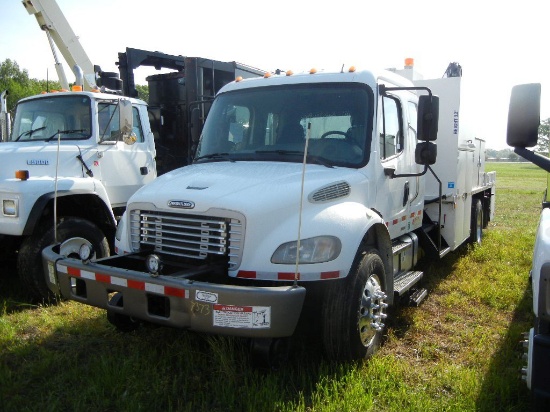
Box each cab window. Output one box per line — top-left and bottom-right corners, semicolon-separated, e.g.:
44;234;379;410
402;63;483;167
379;95;403;159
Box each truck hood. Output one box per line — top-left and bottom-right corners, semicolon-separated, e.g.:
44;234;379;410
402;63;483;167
0;142;92;181
130;162;362;213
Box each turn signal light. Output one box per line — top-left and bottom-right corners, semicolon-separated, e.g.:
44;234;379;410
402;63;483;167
15;170;29;180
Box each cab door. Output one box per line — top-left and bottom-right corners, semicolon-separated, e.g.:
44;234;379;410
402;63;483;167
376;92;418;239
94;103;156;207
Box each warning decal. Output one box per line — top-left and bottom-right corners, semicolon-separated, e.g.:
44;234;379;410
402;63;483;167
213;305;271;329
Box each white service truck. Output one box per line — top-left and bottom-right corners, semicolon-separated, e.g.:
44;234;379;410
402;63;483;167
42;61;496;366
506;83;550;410
1;57;263;300
0;0;264;299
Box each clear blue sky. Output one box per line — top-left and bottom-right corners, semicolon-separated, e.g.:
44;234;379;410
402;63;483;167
1;0;549;149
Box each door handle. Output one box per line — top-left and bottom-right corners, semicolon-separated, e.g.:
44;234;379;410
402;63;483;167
403;181;409;207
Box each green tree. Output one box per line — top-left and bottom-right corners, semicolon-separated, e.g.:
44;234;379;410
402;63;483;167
537;118;550;153
0;59;61;112
135;84;149;103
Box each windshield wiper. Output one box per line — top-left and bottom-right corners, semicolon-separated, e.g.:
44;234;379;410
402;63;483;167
194;152;233;162
14;126;46;142
44;129;87;142
255;149;334;168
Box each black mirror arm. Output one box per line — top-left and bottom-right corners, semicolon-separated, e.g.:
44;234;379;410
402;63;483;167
514;147;550;174
385;165;428;179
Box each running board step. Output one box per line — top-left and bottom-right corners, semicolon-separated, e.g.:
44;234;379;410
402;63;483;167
394;270;423;297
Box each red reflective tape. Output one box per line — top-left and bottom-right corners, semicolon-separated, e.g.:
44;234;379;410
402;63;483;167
237;271;257;279
278;272;299;280
165;286;185;298
321;271;340;279
392;219;398;225
95;273;111;284
67;267;81;277
128;279;145;290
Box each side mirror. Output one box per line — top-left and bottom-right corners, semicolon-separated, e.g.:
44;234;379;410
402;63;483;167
506;83;541;148
417;95;439;141
415;141;437;165
119;99;136;145
190;107;202;143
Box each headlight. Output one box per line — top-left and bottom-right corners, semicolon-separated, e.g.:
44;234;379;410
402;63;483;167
2;199;18;217
271;236;341;264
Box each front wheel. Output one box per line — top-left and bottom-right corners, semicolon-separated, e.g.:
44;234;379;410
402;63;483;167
322;248;388;361
18;217;110;301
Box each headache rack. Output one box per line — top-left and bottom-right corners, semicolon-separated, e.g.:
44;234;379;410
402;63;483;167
129;209;244;269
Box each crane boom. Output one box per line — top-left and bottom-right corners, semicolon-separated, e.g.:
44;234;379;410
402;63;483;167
22;0;96;90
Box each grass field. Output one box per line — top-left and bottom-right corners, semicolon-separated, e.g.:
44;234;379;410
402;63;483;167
0;162;546;411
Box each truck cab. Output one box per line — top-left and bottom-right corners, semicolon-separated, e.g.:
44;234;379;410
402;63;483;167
1;91;153;297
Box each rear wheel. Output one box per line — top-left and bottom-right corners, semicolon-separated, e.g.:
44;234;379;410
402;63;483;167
18;217;110;301
322;248;388;361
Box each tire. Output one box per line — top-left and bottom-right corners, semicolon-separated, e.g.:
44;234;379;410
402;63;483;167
469;199;483;245
322;247;388;361
18;217;110;301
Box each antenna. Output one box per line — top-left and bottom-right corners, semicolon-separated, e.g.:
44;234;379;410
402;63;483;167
54;131;61;242
294;122;312;286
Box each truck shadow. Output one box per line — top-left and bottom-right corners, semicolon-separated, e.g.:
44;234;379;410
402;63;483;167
0;311;354;411
475;285;533;411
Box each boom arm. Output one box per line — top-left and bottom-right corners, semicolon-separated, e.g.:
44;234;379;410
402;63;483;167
22;0;95;90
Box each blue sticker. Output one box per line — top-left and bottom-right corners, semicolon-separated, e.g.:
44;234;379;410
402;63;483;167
448;182;455;188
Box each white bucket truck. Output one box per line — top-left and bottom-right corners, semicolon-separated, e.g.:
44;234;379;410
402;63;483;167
42;61;496;366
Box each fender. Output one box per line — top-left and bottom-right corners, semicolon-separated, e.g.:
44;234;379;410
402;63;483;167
23;181;116;235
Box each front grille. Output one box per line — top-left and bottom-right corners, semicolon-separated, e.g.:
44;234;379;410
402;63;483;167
130;210;243;269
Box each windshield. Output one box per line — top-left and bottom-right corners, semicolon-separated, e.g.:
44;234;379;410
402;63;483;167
10;95;92;142
195;83;373;168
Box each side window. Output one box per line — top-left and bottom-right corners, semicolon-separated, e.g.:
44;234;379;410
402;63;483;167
132;107;144;142
379;96;403;159
98;103;144;143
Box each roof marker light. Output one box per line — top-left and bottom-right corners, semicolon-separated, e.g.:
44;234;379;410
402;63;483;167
348;66;356;73
235;76;243;82
405;57;414;68
264;72;272;78
71;85;83;92
309;68;317;74
286;70;293;76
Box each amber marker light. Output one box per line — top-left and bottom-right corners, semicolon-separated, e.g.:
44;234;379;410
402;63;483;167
286;70;293;76
71;85;83;91
405;57;414;67
348;66;356;73
263;72;272;78
15;170;29;180
235;76;243;82
309;68;317;74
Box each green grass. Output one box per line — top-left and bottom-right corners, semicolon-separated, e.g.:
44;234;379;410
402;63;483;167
0;162;545;411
